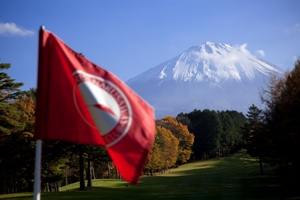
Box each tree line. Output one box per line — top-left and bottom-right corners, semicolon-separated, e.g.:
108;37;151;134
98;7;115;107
244;60;300;181
177;109;246;160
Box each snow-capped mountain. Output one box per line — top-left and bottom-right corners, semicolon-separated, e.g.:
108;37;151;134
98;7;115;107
127;42;281;118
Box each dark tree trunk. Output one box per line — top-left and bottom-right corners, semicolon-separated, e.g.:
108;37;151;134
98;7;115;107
27;178;33;193
87;155;92;187
79;145;85;190
108;163;110;179
65;169;68;186
259;155;264;175
56;182;60;191
0;172;4;194
91;164;96;179
49;183;52;192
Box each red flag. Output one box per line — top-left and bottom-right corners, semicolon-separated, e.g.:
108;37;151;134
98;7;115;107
35;28;155;184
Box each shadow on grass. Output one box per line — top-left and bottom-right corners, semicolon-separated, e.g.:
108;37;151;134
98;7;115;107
1;151;299;200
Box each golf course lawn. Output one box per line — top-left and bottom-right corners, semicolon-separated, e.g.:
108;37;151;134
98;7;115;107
1;150;298;199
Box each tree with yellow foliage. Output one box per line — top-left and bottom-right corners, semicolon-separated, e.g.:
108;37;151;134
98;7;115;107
145;126;179;175
157;116;194;165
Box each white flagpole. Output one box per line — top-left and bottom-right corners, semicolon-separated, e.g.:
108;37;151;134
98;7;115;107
33;140;42;200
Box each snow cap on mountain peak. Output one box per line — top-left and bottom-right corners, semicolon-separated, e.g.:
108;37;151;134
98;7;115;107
126;41;282;118
127;41;280;85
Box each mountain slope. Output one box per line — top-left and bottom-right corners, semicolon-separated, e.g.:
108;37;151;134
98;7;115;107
127;42;281;118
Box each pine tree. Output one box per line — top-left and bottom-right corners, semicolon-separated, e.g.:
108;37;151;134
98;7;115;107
244;104;264;174
0;62;24;135
0;62;26;194
219;111;235;156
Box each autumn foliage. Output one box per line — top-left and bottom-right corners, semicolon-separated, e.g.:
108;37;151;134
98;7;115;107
144;116;194;175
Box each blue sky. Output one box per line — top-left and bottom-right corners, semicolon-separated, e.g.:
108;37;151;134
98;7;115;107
0;0;299;90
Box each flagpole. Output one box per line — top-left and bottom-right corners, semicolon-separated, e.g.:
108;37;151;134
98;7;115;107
33;26;45;200
33;140;42;200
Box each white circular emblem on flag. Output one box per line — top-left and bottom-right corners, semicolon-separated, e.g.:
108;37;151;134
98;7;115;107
72;70;132;147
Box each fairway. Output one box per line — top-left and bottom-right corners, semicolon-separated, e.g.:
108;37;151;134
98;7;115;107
0;151;292;199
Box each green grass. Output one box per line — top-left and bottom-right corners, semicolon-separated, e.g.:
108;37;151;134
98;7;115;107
1;151;299;199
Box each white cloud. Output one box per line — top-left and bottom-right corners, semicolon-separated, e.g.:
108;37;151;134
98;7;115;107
257;50;265;57
0;22;34;36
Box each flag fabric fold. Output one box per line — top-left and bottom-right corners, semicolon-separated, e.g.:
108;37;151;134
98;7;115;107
35;28;155;184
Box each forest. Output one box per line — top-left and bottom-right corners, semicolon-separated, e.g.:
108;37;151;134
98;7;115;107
0;60;299;194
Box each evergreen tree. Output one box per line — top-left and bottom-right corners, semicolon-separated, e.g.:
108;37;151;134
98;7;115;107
0;62;24;135
0;62;28;194
245;104;263;155
244;104;264;174
219;111;235;156
186;109;221;159
226;110;247;150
